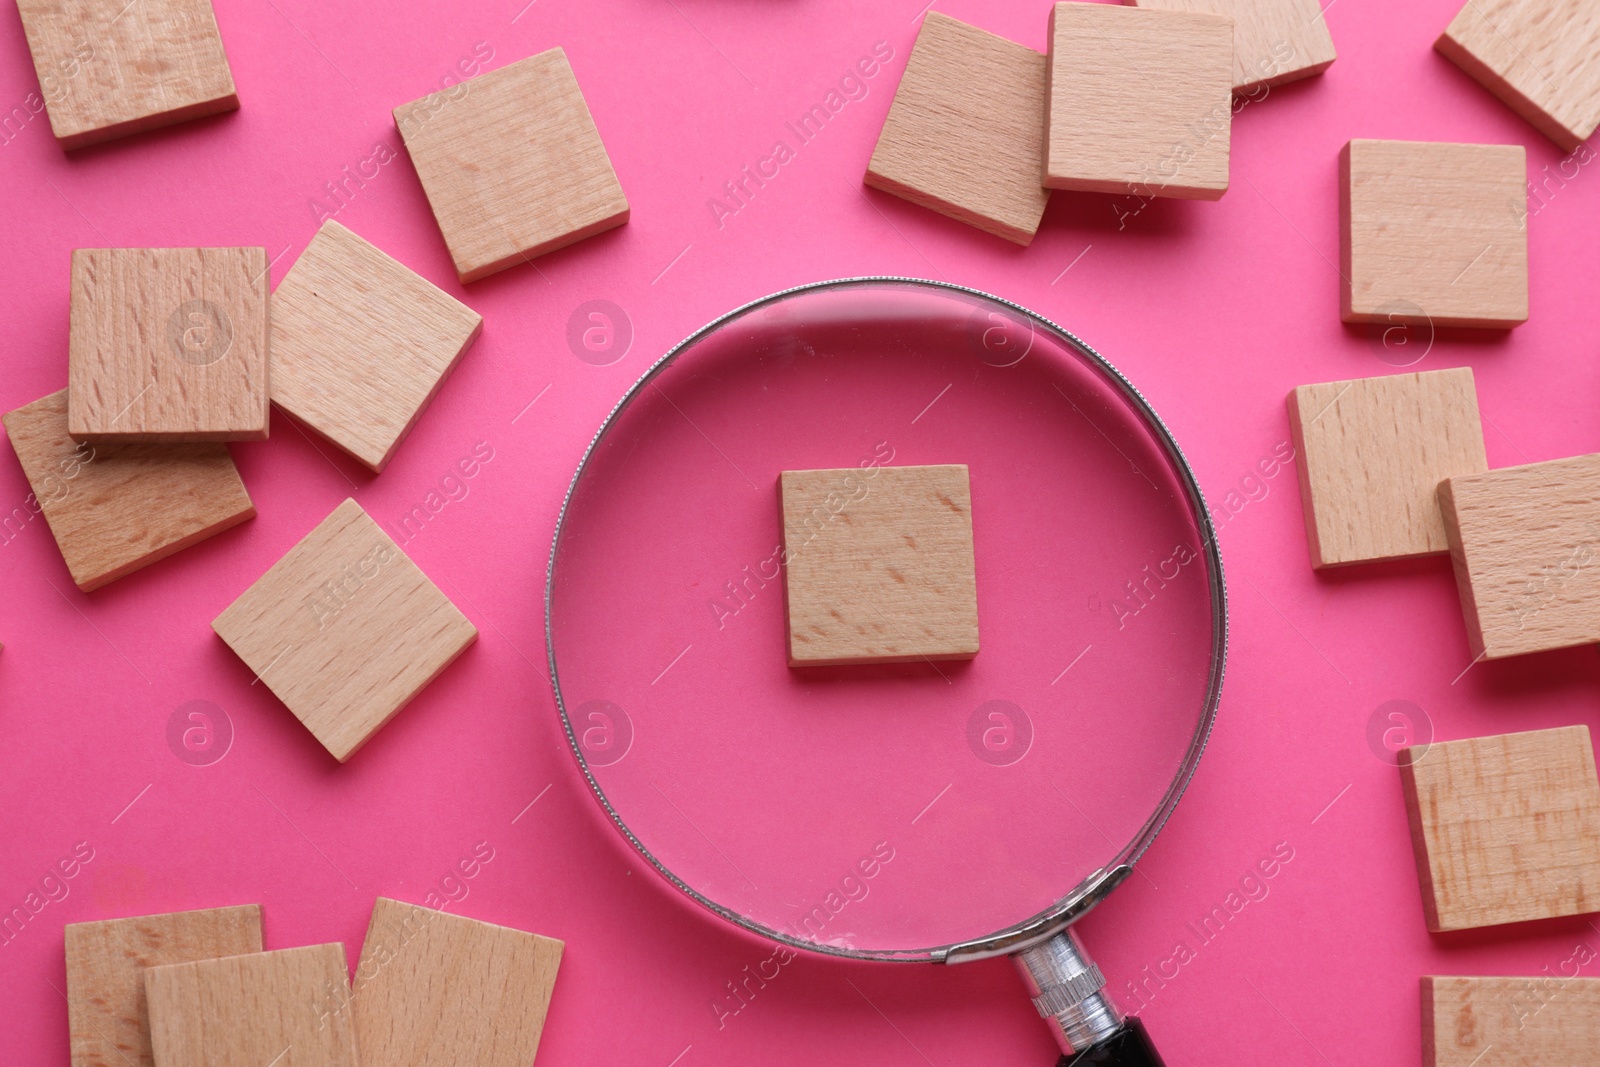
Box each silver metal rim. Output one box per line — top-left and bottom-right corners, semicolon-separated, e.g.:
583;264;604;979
544;277;1228;963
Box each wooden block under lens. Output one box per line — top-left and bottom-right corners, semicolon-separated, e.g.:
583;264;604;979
1126;0;1336;91
17;0;238;150
353;897;564;1067
65;905;262;1067
1439;453;1600;659
3;390;255;591
271;220;482;472
1044;2;1234;199
1341;139;1528;329
1436;0;1600;152
1423;975;1600;1067
144;943;357;1067
781;464;978;666
864;13;1051;245
1400;725;1600;932
67;247;271;442
211;498;477;762
1286;368;1487;568
394;48;629;283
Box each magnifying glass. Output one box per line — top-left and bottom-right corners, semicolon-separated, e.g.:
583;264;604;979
546;279;1226;1065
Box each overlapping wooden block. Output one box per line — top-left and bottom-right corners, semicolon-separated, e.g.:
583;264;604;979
68;247;270;442
1439;453;1600;659
144;943;357;1067
394;48;629;283
1127;0;1336;91
1340;139;1528;329
65;905;262;1067
352;897;564;1066
271;221;482;472
1400;725;1600;932
864;13;1051;245
781;464;978;666
1423;975;1600;1066
17;0;238;150
212;498;476;761
1437;0;1600;152
1286;368;1487;568
1044;2;1234;199
3;390;255;591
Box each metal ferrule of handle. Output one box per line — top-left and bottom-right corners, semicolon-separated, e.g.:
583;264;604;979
1014;929;1124;1056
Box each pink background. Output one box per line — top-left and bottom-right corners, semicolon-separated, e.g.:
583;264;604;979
2;0;1598;1064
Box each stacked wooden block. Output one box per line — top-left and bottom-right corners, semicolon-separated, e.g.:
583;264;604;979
65;899;562;1067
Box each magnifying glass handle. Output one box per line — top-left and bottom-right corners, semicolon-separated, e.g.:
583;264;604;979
1016;930;1167;1066
1054;1018;1164;1067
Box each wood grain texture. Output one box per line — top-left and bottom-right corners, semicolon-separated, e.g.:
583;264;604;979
144;943;358;1067
1423;975;1600;1067
1439;453;1600;659
67;247;270;442
212;498;476;761
1044;2;1233;199
864;13;1051;245
1437;0;1600;151
1340;139;1528;328
3;389;254;591
271;221;482;472
352;897;564;1067
17;0;238;150
1400;725;1600;932
1127;0;1335;90
781;464;978;666
393;48;628;283
65;905;262;1067
1286;368;1487;568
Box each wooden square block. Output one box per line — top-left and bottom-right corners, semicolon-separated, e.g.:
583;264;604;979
17;0;238;150
1044;2;1233;199
864;13;1051;245
68;247;271;442
65;905;262;1067
781;464;978;666
1423;975;1600;1067
271;221;482;472
1437;0;1600;152
144;943;357;1067
1400;725;1600;932
1286;368;1487;569
1127;0;1336;91
352;897;564;1066
1439;453;1600;659
212;498;476;761
4;390;255;591
1341;139;1528;329
394;48;629;283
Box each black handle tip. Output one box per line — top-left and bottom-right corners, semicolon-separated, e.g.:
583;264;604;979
1054;1017;1165;1067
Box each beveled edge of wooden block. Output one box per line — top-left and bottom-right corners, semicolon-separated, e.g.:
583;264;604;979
1419;976;1439;1067
1283;384;1329;569
1435;8;1592;152
54;91;240;152
1397;741;1446;932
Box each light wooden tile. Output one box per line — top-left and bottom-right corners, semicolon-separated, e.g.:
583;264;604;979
1400;725;1600;932
1341;139;1528;329
1286;368;1487;569
1439;453;1600;659
17;0;237;150
1424;975;1600;1067
394;48;628;283
1128;0;1335;90
781;464;978;666
4;389;254;591
144;943;357;1067
212;498;476;761
865;13;1051;245
1437;0;1600;151
65;905;262;1067
352;897;563;1066
1044;2;1233;199
67;247;270;442
271;221;482;472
